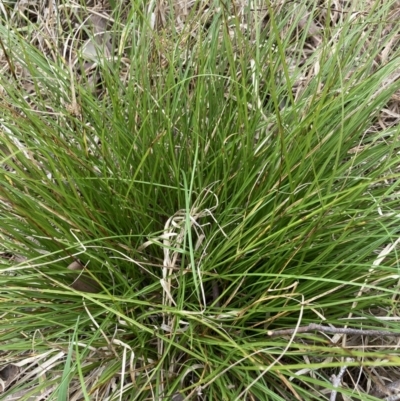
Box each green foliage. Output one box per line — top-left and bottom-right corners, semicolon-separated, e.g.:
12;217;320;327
1;0;400;399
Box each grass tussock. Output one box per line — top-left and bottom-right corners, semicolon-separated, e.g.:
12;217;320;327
1;0;400;400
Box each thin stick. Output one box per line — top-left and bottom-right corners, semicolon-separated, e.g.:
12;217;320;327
268;323;400;337
330;361;351;401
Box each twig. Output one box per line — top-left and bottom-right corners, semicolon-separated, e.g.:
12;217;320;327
330;360;351;401
268;323;400;337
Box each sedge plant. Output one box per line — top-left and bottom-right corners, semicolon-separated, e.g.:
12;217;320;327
0;0;400;400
